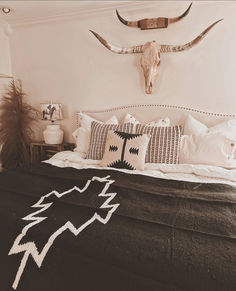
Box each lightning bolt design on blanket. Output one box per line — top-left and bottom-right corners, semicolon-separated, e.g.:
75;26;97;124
9;175;119;290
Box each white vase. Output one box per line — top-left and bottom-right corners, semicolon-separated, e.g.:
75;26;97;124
43;124;63;144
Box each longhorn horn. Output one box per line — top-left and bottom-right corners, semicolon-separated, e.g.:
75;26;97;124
168;3;192;24
116;3;192;30
89;30;143;54
160;19;223;53
116;10;138;28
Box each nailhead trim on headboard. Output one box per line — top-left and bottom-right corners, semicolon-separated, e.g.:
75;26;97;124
76;104;236;128
83;104;236;116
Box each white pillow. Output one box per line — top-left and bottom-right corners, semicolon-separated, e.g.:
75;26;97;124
147;118;170;127
123;113;170;127
72;127;90;156
72;113;119;155
184;115;236;138
76;112;118;131
210;119;236;138
180;133;236;168
184;115;208;135
123;113;139;125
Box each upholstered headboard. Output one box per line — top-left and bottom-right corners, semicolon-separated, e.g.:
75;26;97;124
76;104;236;128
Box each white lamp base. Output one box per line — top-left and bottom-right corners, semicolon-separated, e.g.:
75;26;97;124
43;124;63;144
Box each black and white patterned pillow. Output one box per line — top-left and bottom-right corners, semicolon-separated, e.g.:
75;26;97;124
87;122;134;160
100;130;150;170
136;125;183;164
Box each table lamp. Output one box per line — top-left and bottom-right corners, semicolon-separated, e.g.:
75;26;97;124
41;103;63;144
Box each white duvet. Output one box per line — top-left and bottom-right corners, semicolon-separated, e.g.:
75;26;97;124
44;151;236;187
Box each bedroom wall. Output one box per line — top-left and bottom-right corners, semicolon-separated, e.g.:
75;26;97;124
0;20;12;95
9;1;236;142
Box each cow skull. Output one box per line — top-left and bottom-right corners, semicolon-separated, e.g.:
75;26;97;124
116;3;192;30
90;19;222;94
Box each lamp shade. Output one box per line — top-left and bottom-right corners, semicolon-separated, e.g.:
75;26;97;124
0;20;12;78
41;103;63;122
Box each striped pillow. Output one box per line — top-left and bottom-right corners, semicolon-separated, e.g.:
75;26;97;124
87;121;134;160
136;125;183;164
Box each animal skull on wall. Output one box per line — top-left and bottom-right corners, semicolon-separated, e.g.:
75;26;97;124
116;3;192;30
90;19;222;94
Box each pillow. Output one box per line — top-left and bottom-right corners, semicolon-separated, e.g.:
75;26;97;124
72;127;90;157
72;113;119;155
179;133;236;168
210;119;236;138
136;125;183;164
184;115;236;138
184;115;208;135
148;118;170;127
123;113;139;125
87;122;134;160
100;130;150;170
123;113;170;127
77;112;118;131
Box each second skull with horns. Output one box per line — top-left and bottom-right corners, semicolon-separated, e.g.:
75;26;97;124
90;19;222;94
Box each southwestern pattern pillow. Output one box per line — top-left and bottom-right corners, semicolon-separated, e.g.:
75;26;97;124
87;122;134;160
100;131;150;170
136;125;183;164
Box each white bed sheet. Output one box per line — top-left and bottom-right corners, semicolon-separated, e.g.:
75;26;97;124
44;151;236;187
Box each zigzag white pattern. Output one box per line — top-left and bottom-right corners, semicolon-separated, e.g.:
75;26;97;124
9;175;119;290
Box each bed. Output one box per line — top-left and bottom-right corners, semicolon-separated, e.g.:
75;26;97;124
1;104;236;291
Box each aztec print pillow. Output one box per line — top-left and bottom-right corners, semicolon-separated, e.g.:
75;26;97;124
87;122;134;160
136;125;183;164
100;130;150;170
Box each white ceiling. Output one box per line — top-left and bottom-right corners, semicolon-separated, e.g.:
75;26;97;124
0;1;153;26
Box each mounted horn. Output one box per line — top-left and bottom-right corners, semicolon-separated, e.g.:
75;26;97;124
116;3;192;30
89;30;143;54
160;19;223;53
89;19;222;94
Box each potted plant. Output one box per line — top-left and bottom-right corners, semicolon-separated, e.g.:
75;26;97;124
0;80;38;169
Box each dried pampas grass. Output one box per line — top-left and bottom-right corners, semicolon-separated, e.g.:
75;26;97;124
0;80;38;169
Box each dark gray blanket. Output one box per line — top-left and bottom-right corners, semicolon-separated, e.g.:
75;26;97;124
0;163;235;291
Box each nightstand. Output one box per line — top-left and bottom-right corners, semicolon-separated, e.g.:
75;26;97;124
30;142;74;164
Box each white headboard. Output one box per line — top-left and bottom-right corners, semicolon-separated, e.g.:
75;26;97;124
76;104;236;128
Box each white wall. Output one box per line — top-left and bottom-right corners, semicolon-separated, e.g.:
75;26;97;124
0;20;12;77
0;20;12;95
9;1;236;142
